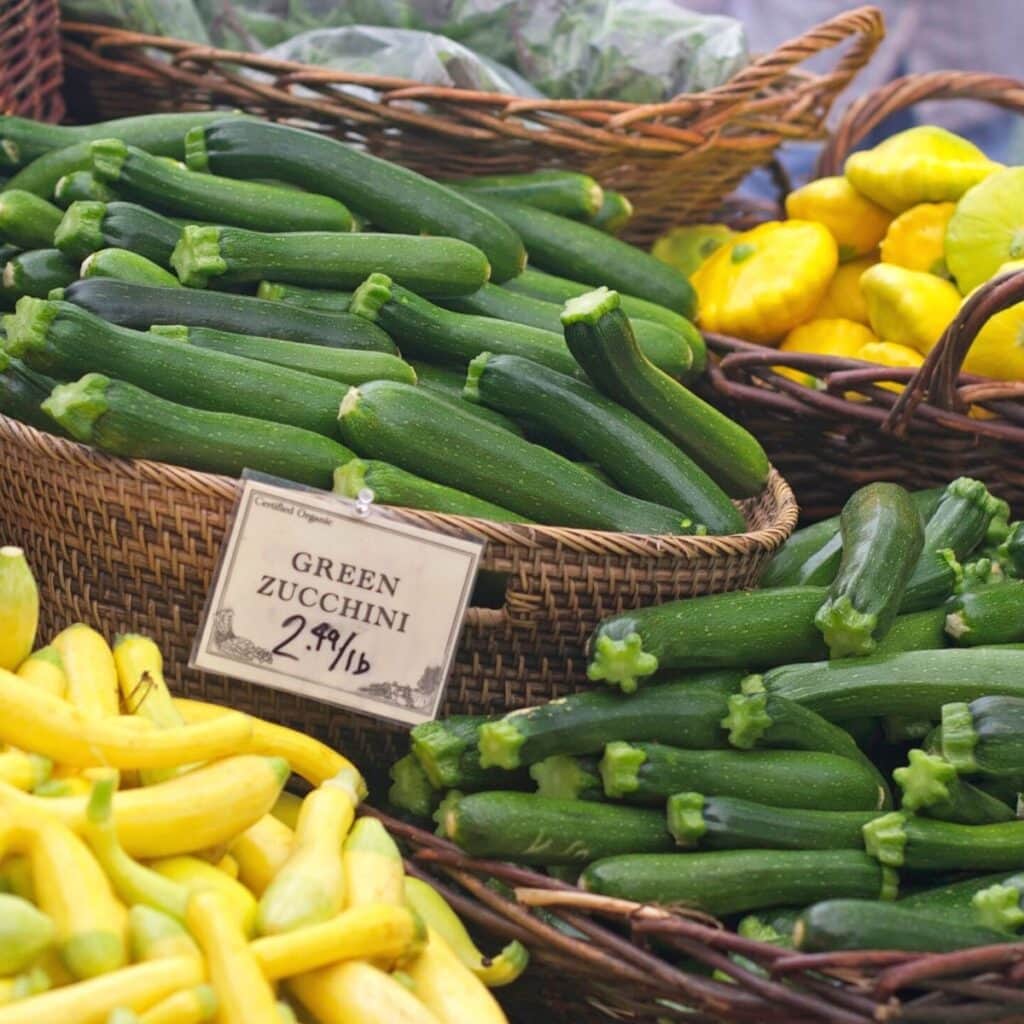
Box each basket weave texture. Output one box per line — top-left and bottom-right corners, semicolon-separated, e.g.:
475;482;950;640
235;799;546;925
706;71;1024;522
0;416;795;766
1;0;64;121
59;6;884;244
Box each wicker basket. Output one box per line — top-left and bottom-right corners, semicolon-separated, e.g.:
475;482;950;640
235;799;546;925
0;416;795;772
58;6;884;244
1;0;64;121
373;807;1024;1024
706;71;1024;522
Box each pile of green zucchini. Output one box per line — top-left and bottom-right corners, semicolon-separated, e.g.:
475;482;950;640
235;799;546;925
0;111;769;537
390;477;1024;956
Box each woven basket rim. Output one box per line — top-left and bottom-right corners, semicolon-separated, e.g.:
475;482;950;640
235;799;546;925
0;414;798;558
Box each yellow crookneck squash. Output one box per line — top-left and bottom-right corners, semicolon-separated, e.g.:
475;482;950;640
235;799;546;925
785;176;891;261
692;220;837;345
845;125;1002;214
860;263;962;355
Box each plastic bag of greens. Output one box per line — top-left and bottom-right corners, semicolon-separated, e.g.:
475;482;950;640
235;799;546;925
509;0;747;103
60;0;209;43
263;25;540;96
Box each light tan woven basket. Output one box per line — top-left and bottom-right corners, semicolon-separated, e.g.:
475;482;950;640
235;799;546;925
0;416;795;767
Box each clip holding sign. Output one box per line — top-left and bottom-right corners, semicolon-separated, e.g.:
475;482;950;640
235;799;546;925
191;475;483;727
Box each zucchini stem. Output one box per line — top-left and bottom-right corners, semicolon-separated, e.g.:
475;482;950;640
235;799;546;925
586;631;659;693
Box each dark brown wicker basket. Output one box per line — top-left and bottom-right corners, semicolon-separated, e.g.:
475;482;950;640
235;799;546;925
376;808;1024;1024
706;71;1024;521
0;416;795;773
1;0;64;121
58;6;884;244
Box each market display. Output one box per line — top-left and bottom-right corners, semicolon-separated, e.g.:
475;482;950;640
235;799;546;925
0;547;525;1021
0;111;770;537
390;475;1024;954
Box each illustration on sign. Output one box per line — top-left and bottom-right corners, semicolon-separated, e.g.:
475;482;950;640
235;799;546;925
191;479;483;726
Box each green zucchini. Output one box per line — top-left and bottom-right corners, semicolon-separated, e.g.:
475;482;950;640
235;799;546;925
901;477;1004;612
587;190;633;235
387;754;439;819
44;373;353;487
946;582;1024;647
586;587;828;692
406;363;525;435
148;324;413;385
529;755;604;801
172;224;490;296
942;696;1024;776
54;201;184;266
0;112;251;172
465;353;742;533
760;487;945;589
893;748;1014;825
864;811;1024;872
7;113;253;198
441;283;699;380
3;250;76;298
61;278;395;352
600;742;886;810
333;459;530;523
872;606;948;655
562;288;768;497
257;281;351;314
580;850;896;916
0;351;61;432
815;483;924;658
476;677;738;771
81;249;181;289
457;192;695;315
351;273;577;375
899;873;1019;920
667;793;880;851
794;899;1008;953
763;648;1024;722
5;297;350;436
0;190;62;249
441;791;672;865
447;171;603;219
411;715;490;790
185;119;526;282
506;267;702;361
998;522;1024;578
53;171;117;207
91;138;354;234
337;381;697;534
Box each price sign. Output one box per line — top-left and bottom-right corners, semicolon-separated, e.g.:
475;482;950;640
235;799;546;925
191;478;483;726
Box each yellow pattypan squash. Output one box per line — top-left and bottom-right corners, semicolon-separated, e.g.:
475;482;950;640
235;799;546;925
785;176;892;261
813;255;876;324
856;340;924;393
958;264;1024;381
945;166;1024;294
860;263;962;355
776;318;876;388
651;223;735;277
845;125;1002;214
692;220;837;345
880;202;956;278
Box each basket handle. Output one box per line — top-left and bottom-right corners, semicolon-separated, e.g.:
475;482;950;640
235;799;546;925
885;269;1024;436
817;70;1024;176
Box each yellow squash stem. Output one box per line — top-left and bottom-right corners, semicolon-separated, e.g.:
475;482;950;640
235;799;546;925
0;754;288;857
405;927;510;1024
52;623;119;719
15;645;65;698
0;667;253;769
0;548;38;672
0;965;51;1005
403;876;528;987
175;698;366;792
252;903;425;979
139;985;218;1024
289;961;442;1024
257;767;361;936
229;815;295;897
186;889;280;1024
343;817;405;909
0;956;202;1024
